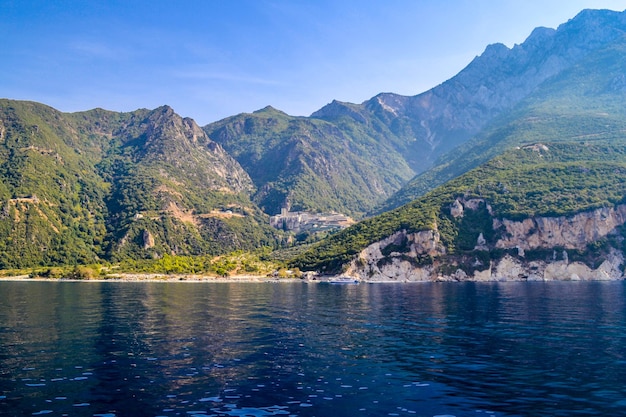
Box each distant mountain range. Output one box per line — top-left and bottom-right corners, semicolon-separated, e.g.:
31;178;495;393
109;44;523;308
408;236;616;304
2;8;626;271
290;8;626;278
207;8;626;217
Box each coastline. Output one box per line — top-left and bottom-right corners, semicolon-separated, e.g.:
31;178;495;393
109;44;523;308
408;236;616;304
0;273;301;283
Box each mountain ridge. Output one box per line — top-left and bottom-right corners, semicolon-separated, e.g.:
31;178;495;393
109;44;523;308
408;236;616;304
3;8;626;272
0;99;279;268
290;142;626;277
379;25;626;212
205;8;626;219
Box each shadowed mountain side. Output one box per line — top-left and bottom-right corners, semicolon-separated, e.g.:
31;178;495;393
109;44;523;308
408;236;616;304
204;106;414;218
378;30;626;213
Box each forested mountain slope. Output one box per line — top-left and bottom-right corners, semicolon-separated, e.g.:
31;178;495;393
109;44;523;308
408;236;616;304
0;100;278;268
204;106;413;217
3;8;626;271
206;9;626;218
379;29;626;212
291;142;626;279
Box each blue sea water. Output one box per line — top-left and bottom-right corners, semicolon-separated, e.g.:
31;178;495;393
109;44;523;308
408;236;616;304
0;281;625;416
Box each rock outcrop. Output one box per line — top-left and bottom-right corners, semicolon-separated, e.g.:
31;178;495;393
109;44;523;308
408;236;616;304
494;205;626;250
489;250;623;282
345;204;626;282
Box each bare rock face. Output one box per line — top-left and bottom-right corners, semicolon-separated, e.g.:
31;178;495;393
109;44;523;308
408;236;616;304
450;199;464;218
494;205;626;250
142;229;155;249
345;204;626;282
490;250;623;281
346;230;445;281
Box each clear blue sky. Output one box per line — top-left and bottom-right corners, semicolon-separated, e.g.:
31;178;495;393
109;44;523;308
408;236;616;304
2;0;626;125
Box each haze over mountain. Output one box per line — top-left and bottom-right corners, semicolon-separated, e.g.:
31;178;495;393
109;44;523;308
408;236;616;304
2;8;626;274
207;8;626;218
378;8;626;211
290;9;626;278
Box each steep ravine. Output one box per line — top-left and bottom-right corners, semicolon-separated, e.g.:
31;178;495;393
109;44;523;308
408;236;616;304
344;201;626;282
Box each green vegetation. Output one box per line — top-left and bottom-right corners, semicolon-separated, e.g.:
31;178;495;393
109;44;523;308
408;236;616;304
0;100;280;269
0;250;284;279
291;142;626;273
204;105;415;218
4;12;626;275
379;37;626;212
116;251;283;277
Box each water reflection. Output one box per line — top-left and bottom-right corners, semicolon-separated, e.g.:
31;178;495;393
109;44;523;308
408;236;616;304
0;281;626;416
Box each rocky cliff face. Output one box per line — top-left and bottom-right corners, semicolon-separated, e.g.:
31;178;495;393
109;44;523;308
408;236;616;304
494;205;626;251
314;9;626;175
345;203;626;282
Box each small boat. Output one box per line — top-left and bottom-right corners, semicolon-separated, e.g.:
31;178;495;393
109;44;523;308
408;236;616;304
328;276;359;284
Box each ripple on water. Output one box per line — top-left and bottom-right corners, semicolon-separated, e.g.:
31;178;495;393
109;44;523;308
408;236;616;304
209;404;291;416
199;396;222;402
3;281;626;417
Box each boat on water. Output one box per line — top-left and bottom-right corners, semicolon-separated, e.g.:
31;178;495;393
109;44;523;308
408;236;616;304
328;276;359;284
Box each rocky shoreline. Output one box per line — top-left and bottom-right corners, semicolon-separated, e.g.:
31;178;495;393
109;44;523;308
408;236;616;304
1;271;624;283
341;202;626;283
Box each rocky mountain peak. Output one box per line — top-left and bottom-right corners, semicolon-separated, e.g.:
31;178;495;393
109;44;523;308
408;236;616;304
550;9;626;60
106;106;254;194
564;8;626;31
148;105;176;123
366;93;409;118
253;105;288;116
310;100;368;123
481;42;510;59
522;26;557;49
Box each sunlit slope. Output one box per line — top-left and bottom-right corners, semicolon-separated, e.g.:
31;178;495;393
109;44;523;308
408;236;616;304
291;142;626;273
379;35;626;213
204;106;414;218
0;100;277;268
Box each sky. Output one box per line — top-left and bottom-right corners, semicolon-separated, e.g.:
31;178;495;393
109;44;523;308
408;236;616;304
3;1;626;125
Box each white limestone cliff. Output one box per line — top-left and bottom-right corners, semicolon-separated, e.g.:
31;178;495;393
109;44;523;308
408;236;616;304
494;205;626;250
344;203;626;282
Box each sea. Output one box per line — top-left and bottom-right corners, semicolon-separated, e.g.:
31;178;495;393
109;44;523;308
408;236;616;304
1;280;625;417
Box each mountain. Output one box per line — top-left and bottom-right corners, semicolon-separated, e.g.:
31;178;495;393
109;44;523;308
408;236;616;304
290;142;626;280
289;9;626;278
205;9;626;219
363;8;626;170
204;105;414;217
379;11;626;212
0;99;278;268
4;8;626;273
